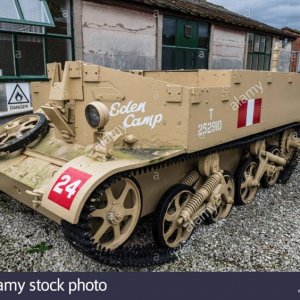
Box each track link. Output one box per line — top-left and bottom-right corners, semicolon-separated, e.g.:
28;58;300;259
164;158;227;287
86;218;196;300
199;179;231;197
62;123;300;267
62;175;177;268
278;151;299;184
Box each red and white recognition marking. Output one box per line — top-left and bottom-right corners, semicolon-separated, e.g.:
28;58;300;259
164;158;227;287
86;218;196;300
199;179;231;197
238;98;262;128
48;167;92;210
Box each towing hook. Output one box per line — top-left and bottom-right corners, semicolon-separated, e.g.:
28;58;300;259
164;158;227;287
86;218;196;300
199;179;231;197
26;190;44;209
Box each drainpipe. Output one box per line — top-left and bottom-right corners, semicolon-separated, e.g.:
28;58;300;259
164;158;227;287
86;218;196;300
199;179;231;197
155;10;162;70
155;11;159;70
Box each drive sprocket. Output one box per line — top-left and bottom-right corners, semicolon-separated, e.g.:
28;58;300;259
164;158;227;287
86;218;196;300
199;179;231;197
62;174;177;267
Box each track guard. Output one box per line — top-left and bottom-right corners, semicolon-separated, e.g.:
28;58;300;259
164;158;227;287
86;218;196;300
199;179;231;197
40;148;184;224
41;156;142;224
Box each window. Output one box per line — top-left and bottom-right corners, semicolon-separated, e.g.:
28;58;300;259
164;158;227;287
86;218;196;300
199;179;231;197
198;23;209;49
46;0;73;66
47;0;72;36
47;38;72;65
162;17;210;70
0;0;54;27
247;33;272;71
17;35;45;75
0;33;15;76
0;0;21;21
0;0;74;80
163;18;176;46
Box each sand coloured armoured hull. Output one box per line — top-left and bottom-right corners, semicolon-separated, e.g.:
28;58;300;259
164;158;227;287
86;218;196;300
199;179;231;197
0;60;299;262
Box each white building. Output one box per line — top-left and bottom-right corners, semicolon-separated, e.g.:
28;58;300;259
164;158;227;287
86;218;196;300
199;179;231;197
0;0;295;117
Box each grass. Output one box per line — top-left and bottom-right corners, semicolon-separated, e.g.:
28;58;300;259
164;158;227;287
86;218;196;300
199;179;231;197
26;242;53;256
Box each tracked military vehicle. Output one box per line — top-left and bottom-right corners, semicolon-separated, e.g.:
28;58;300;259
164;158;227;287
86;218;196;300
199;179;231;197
0;57;299;267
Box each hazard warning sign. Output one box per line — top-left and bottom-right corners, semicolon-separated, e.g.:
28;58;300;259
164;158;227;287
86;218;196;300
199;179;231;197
5;83;32;114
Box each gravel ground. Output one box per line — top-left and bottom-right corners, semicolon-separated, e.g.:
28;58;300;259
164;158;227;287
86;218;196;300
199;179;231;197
0;164;299;272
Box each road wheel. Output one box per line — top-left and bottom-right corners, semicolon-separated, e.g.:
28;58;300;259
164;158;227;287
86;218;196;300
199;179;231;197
235;158;259;205
153;184;195;249
207;172;235;224
0;113;48;155
261;146;281;188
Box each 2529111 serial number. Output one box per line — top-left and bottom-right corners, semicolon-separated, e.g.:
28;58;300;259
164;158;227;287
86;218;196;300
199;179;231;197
198;120;223;137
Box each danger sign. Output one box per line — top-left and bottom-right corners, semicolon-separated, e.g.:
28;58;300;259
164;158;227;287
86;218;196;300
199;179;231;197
5;83;32;113
48;168;92;210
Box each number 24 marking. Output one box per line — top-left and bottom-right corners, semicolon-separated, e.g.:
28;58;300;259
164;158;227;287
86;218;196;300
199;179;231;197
53;175;82;199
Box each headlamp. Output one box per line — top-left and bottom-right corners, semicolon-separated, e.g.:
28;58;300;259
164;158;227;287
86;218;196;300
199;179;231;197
85;102;109;129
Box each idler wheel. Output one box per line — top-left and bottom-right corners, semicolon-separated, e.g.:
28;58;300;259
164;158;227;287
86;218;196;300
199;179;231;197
278;129;299;184
280;130;297;161
0;113;48;155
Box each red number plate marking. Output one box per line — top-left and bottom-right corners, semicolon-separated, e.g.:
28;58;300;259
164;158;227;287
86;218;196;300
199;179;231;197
48;167;92;210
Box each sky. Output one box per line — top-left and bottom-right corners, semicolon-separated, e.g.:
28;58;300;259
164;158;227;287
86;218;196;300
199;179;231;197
209;0;300;30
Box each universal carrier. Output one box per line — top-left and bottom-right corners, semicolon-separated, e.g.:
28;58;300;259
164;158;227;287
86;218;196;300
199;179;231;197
0;60;299;266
